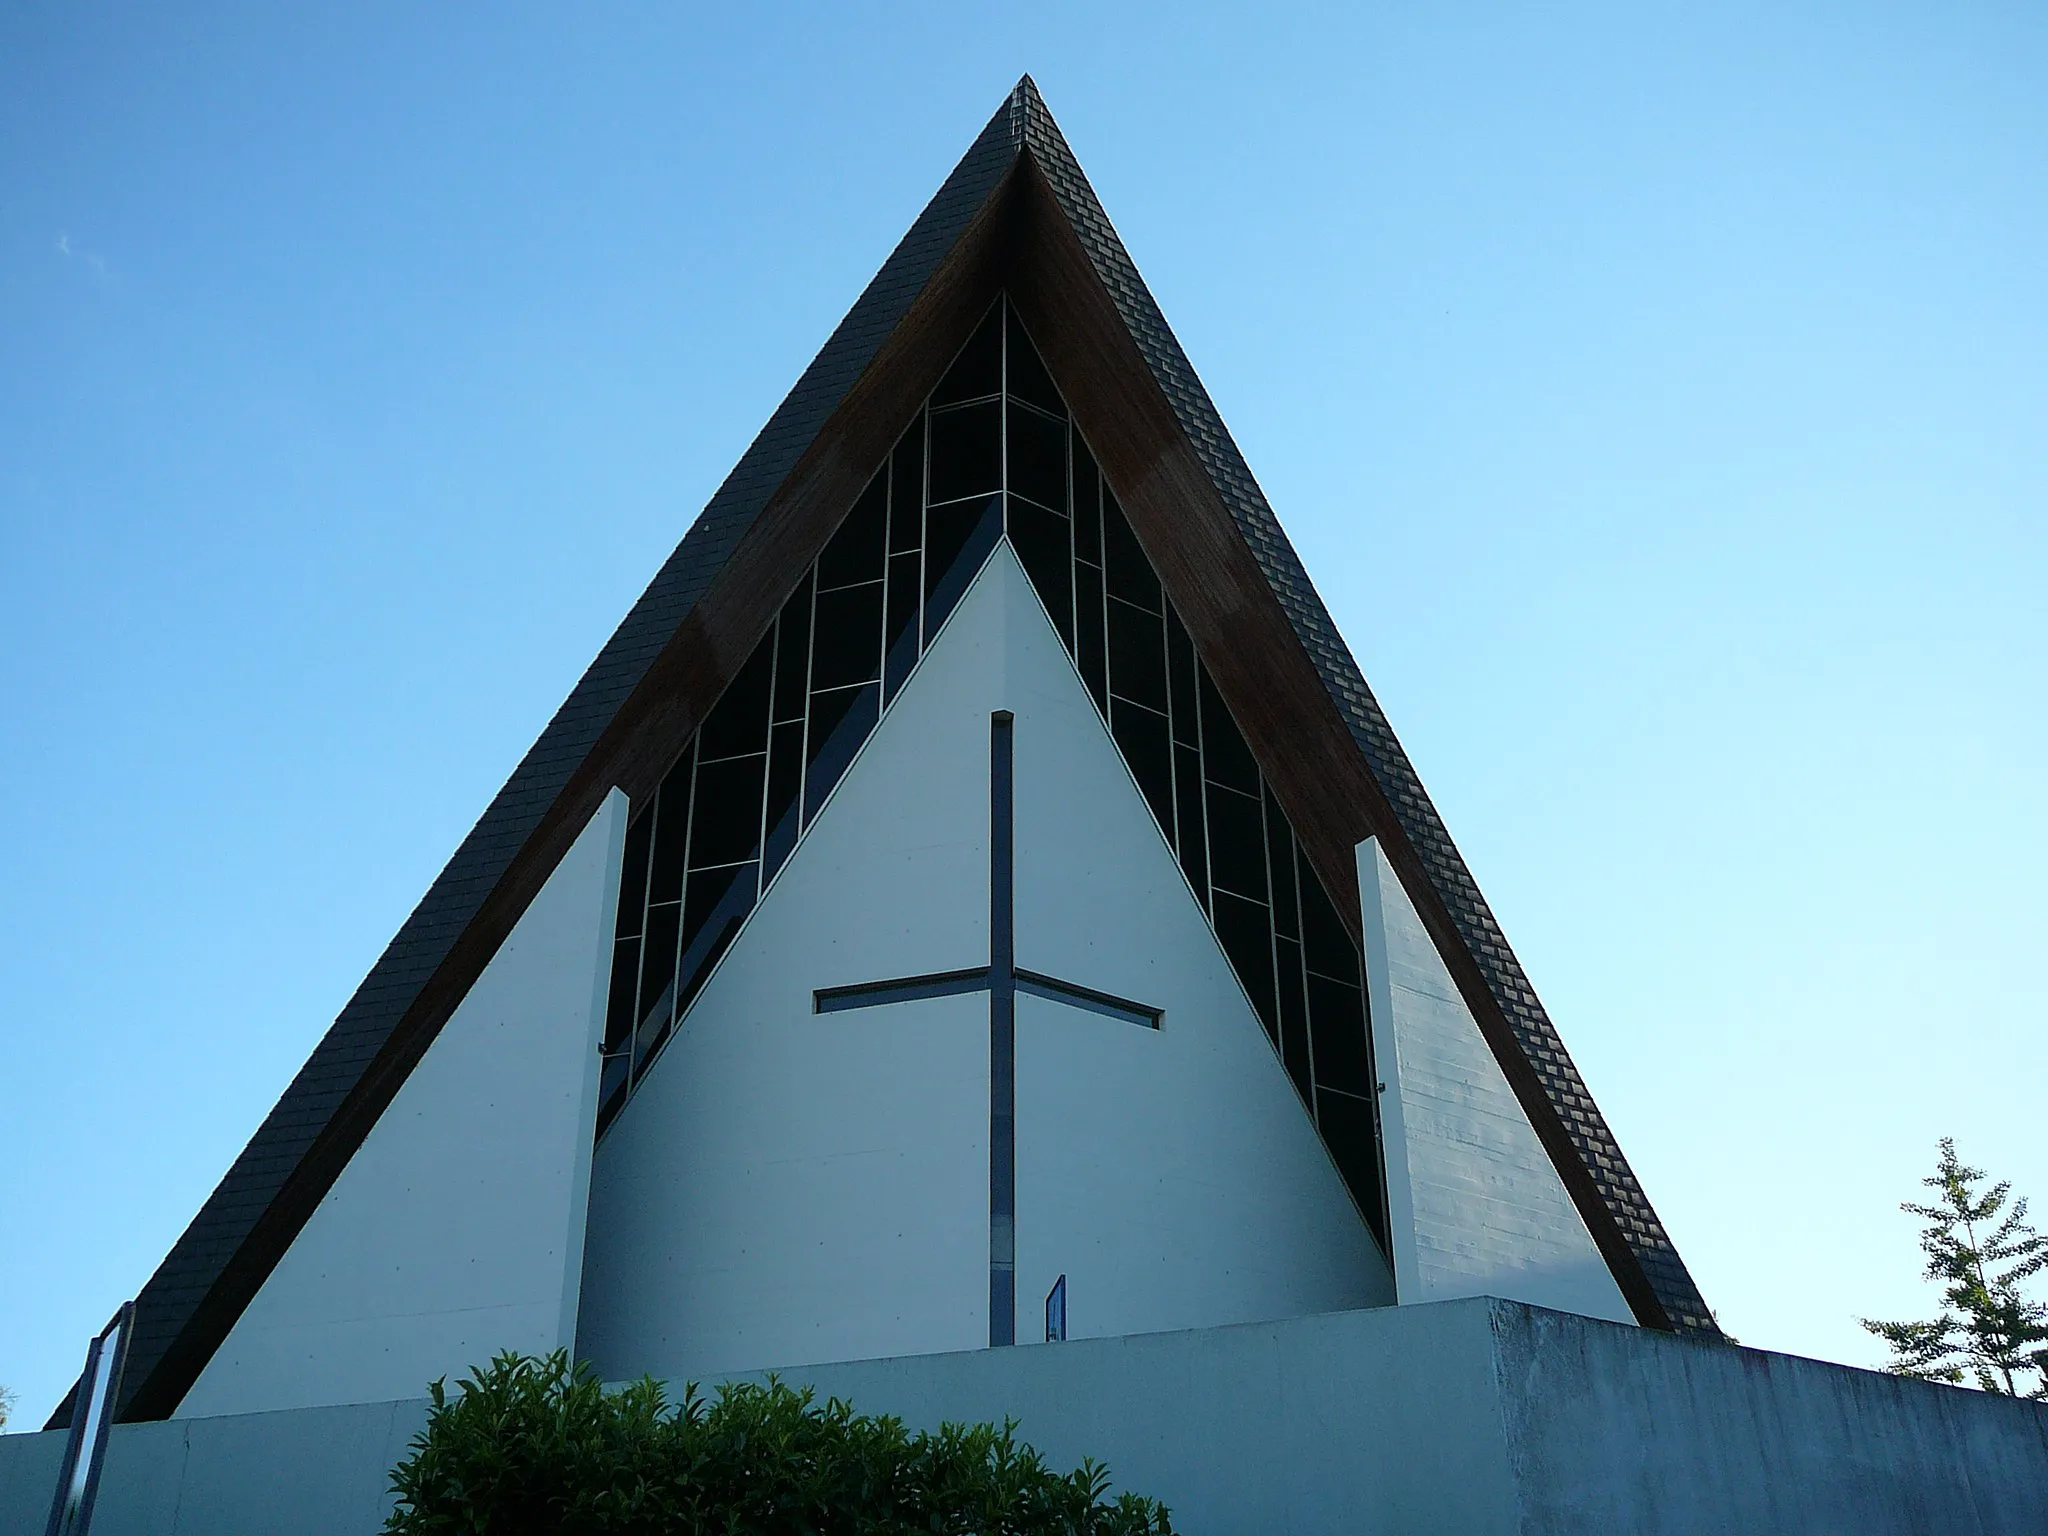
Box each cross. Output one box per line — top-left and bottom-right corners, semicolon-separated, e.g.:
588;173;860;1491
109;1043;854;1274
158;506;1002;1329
814;710;1162;1346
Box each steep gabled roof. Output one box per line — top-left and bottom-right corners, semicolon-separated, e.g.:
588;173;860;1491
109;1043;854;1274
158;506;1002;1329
75;76;1710;1429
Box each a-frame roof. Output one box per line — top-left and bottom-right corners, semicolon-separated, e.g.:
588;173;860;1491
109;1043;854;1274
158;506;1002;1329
77;76;1713;1428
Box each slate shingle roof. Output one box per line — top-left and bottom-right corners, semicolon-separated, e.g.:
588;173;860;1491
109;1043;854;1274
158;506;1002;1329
73;76;1710;1429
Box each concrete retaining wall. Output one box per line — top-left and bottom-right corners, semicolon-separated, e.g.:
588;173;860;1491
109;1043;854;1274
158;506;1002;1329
4;1299;2043;1534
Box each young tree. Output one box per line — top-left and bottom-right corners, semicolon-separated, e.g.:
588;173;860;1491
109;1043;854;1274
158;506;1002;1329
1862;1138;2048;1396
0;1384;13;1431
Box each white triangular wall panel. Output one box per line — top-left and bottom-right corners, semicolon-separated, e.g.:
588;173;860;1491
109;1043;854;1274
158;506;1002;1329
1357;837;1633;1324
576;547;1391;1384
174;790;629;1419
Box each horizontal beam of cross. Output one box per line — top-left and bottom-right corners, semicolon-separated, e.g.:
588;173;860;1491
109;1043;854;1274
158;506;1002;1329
815;967;1160;1031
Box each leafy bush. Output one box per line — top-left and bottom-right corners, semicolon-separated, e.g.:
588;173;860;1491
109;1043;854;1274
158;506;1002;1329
387;1351;1175;1534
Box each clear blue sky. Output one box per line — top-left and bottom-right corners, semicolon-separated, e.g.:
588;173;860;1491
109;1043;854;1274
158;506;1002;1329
3;3;2043;1424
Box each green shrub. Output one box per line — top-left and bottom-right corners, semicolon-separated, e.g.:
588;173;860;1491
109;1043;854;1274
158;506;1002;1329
386;1351;1175;1535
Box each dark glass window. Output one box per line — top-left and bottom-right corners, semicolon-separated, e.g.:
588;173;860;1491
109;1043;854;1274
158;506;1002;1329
771;573;813;723
1214;890;1278;1035
1198;670;1260;797
1264;787;1300;939
804;681;880;821
1007;400;1068;512
1317;1088;1388;1246
647;771;690;905
698;645;773;761
1203;782;1268;901
1307;976;1372;1096
809;583;883;692
1074;559;1107;710
1172;743;1207;899
1010;497;1073;648
1165;608;1199;748
1005;307;1064;415
688;754;765;867
817;473;887;590
890;421;926;551
1101;493;1161;613
1300;869;1357;981
1111;702;1174;834
615;813;652;940
933;306;1003;405
922;493;1001;639
1071;434;1102;563
1275;936;1312;1099
636;902;680;1030
929;402;1002;503
1106;598;1168;715
605;937;640;1052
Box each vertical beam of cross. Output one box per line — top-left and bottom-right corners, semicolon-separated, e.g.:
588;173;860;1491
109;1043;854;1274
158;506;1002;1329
988;709;1016;1344
814;710;1162;1347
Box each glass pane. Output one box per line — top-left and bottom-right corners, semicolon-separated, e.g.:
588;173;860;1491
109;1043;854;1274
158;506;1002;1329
1204;781;1268;902
804;681;881;821
637;901;680;1030
1111;700;1174;833
698;640;773;761
1165;606;1199;748
1072;434;1102;563
1102;491;1161;613
1006;399;1068;512
763;720;804;881
883;550;921;704
1107;597;1167;714
1172;741;1206;895
817;472;888;590
1275;935;1313;1098
1213;890;1278;1036
1316;1087;1387;1247
1074;558;1107;710
648;766;691;905
1300;866;1359;981
772;574;814;723
1198;669;1260;797
933;304;1003;405
605;935;641;1053
1009;497;1073;650
923;493;1002;640
688;753;766;868
1307;974;1372;1096
615;811;653;939
1005;306;1065;417
1264;786;1300;940
809;582;884;692
890;416;926;552
928;400;1002;503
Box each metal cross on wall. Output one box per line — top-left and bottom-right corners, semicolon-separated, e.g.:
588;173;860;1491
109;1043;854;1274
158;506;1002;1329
814;710;1162;1346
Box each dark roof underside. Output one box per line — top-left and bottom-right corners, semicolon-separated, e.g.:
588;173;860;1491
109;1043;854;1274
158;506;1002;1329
72;75;1711;1431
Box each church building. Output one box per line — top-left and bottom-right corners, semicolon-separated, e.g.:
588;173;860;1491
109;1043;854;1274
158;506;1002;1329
15;80;2040;1536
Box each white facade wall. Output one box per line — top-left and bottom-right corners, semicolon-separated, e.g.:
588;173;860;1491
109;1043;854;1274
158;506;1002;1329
175;791;628;1418
576;548;1390;1383
1356;837;1633;1323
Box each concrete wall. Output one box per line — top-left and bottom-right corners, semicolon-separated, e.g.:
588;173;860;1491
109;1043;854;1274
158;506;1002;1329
175;791;628;1419
8;1300;2042;1535
0;1396;429;1536
1358;837;1634;1323
577;547;1388;1384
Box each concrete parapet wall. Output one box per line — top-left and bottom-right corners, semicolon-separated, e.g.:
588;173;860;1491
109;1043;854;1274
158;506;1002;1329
3;1299;2043;1534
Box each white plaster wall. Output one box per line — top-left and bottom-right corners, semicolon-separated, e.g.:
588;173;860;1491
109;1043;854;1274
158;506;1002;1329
1357;837;1633;1323
175;790;628;1418
577;547;1390;1382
